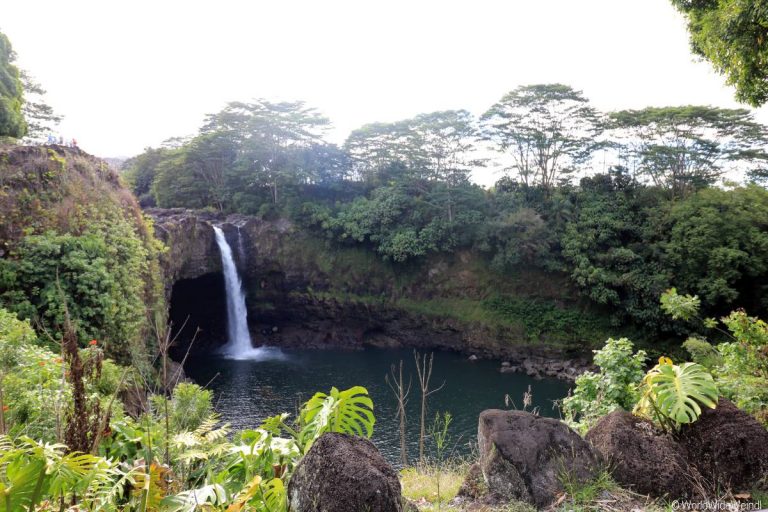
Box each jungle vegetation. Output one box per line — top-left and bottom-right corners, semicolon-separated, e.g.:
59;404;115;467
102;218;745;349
123;88;768;337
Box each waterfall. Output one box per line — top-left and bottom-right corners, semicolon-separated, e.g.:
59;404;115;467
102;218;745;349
214;226;254;358
213;225;284;361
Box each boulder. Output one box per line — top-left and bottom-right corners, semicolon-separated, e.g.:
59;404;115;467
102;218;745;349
586;410;702;499
456;462;485;500
287;433;405;512
477;409;600;508
679;398;768;491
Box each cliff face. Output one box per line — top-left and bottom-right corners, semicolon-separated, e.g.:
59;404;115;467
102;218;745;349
149;208;602;375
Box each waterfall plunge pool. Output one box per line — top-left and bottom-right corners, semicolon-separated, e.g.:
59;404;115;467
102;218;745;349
184;348;572;465
191;227;573;464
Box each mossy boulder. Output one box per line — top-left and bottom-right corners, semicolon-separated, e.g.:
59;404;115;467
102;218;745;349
287;433;405;512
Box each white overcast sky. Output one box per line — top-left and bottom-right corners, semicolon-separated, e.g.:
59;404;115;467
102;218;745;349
4;0;768;183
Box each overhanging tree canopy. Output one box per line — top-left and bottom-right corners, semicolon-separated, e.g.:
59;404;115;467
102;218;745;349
672;0;768;107
0;31;26;139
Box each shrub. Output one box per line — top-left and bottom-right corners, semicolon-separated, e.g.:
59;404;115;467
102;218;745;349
562;337;647;432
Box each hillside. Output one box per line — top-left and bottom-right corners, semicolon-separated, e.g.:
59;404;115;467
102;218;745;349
0;144;164;367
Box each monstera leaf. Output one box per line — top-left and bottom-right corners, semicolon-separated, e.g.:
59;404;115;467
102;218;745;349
299;386;375;450
635;358;718;428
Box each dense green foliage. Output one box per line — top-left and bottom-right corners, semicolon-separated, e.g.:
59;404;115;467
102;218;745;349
125;87;768;336
0;31;26;139
663;288;768;424
672;0;768;107
562;337;648;432
0;308;125;443
0;146;165;367
566;289;768;432
0;309;378;511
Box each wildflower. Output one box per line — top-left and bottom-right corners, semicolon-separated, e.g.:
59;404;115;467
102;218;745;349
89;339;98;346
38;361;45;366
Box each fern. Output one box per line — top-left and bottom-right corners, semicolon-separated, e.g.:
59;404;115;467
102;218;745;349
161;483;229;511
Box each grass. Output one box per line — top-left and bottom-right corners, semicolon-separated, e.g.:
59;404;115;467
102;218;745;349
400;461;469;507
400;460;536;512
555;469;667;512
400;460;672;511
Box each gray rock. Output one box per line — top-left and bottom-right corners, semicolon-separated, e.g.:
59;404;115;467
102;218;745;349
477;409;600;508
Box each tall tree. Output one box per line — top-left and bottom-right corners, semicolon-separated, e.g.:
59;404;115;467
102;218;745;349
609;106;768;197
202;99;330;203
410;110;482;186
672;0;768;107
344;120;422;184
122;147;175;206
0;31;26;139
481;84;602;189
20;71;62;143
344;110;483;195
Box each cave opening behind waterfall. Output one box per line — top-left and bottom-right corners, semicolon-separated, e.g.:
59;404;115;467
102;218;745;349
168;272;228;357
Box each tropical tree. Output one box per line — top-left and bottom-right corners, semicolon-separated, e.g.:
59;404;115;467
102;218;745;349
123;147;175;206
672;0;768;107
345;110;481;187
344;120;419;184
481;84;603;189
609;106;768;197
561;174;670;329
0;31;26;139
202;99;330;204
19;70;61;143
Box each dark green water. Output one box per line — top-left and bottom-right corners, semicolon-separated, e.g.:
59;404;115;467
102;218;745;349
184;348;572;465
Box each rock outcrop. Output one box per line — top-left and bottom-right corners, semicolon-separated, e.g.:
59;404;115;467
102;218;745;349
476;409;600;508
679;398;768;491
586;410;702;499
146;208;222;283
287;433;405;512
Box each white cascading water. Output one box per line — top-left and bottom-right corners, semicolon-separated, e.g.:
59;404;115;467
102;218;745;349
214;226;252;356
214;226;284;361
